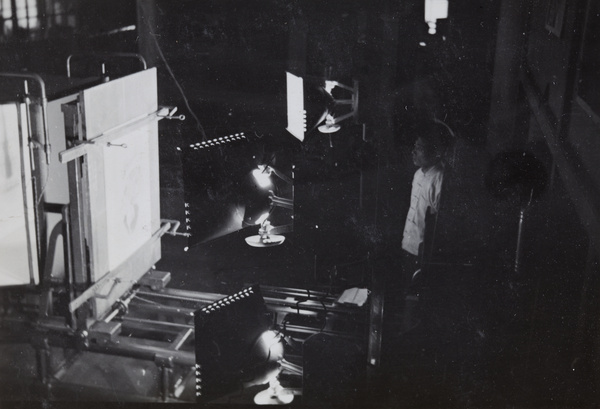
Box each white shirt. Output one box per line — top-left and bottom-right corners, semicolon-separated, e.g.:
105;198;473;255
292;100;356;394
401;162;445;256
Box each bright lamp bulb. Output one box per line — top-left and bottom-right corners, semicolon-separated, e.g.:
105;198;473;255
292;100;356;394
425;0;448;35
252;168;273;189
258;330;284;360
256;213;270;225
324;80;337;95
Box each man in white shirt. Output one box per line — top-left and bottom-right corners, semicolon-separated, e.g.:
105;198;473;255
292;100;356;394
394;130;447;334
400;132;446;296
402;137;445;258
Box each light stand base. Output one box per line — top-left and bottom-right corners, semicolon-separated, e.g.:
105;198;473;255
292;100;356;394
245;235;286;247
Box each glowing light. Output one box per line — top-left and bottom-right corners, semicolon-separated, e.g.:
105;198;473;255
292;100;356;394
324;80;338;95
254;379;294;405
261;331;283;353
255;213;270;225
425;0;448;35
318;114;341;133
105;25;136;35
252;167;273;189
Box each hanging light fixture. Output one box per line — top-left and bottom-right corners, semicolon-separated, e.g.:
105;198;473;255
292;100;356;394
424;0;448;35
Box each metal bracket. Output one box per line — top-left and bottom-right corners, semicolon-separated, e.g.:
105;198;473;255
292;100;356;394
89;321;122;346
139;270;172;291
159;107;185;121
59;107;170;163
68;221;174;313
66;52;147;78
0;72;51;166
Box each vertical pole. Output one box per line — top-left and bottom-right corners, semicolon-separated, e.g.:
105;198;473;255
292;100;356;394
34;337;51;397
136;0;160;69
514;207;526;275
487;0;529;153
62;205;77;328
9;0;18;33
515;189;534;275
156;355;174;401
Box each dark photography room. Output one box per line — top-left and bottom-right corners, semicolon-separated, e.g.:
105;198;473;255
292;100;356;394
0;0;599;408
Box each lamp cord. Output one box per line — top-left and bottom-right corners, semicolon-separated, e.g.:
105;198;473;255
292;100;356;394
139;2;207;141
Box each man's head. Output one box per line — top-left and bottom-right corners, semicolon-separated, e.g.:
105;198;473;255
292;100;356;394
411;123;450;169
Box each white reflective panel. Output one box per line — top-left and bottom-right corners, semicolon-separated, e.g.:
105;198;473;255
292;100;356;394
0;103;39;286
286;72;305;142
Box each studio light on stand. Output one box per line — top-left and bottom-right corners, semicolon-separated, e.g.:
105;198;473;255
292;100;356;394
244;165;293;248
254;378;295;405
195;286;302;404
317;80;359;135
484;151;548;275
286;71;359;141
249;330;302;405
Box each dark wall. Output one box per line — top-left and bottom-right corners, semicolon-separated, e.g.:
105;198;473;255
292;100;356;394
421;0;500;144
489;0;600;403
520;0;600;234
525;0;576;119
566;1;600;191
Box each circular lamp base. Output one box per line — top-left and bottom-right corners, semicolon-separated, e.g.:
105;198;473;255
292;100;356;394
318;123;341;133
254;380;295;405
254;389;294;405
245;235;286;247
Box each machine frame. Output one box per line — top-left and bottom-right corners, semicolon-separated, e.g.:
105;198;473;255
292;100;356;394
0;60;373;403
